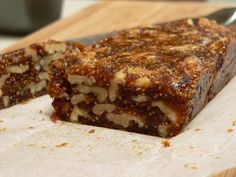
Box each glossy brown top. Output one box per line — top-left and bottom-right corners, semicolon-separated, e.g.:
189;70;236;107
56;18;235;100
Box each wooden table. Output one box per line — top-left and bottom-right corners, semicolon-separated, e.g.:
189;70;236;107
2;1;233;53
2;1;236;176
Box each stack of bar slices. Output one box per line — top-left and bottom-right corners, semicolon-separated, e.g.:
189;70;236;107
1;18;236;137
0;41;83;108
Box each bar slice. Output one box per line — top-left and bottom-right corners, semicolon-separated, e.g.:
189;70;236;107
48;18;236;137
0;40;83;109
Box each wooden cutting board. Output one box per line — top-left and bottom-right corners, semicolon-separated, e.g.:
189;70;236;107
2;1;236;177
1;1;234;53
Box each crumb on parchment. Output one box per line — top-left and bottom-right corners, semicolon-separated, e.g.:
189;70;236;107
132;139;138;143
28;144;35;147
195;128;202;131
184;163;198;170
191;166;198;170
88;129;95;134
86;144;94;152
227;128;233;133
138;152;143;155
161;140;171;148
55;143;68;148
232;120;236;126
28;143;70;149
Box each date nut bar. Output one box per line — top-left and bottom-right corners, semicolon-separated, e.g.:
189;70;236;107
0;40;83;109
48;18;236;137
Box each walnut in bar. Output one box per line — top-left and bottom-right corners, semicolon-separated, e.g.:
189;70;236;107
0;40;83;109
48;18;236;137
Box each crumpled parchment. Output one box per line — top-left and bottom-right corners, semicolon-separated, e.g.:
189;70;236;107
0;77;236;177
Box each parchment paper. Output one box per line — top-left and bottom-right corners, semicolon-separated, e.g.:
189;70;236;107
0;77;236;177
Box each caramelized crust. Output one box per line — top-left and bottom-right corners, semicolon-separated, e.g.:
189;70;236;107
0;40;83;109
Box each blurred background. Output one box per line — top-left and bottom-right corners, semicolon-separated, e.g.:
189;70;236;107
0;0;235;50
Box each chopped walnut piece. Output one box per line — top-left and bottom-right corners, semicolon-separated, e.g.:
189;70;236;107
92;104;116;116
7;65;29;74
135;77;151;87
106;113;144;128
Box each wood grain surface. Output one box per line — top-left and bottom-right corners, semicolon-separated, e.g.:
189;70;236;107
1;1;236;176
1;1;232;53
212;167;236;177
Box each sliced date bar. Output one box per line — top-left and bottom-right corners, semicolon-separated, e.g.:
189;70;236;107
0;40;83;109
48;18;236;137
